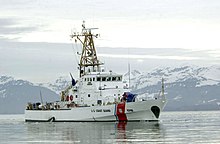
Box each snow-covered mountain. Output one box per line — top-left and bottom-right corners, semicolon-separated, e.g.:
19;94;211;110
129;65;220;90
0;65;220;114
39;76;71;94
124;69;141;79
0;76;59;114
129;65;220;111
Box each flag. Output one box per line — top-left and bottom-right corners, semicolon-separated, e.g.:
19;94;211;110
70;73;76;86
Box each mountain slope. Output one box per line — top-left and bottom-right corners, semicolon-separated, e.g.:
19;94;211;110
0;76;59;114
39;76;71;94
129;65;220;111
0;65;219;114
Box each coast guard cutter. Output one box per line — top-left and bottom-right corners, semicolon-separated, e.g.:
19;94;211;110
25;22;167;122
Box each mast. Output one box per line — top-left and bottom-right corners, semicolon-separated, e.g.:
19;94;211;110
128;62;131;88
40;90;43;105
162;78;165;97
70;21;102;77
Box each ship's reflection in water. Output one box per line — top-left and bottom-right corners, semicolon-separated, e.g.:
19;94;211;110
25;121;165;143
115;122;164;143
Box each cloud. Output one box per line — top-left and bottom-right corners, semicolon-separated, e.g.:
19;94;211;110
96;47;217;61
99;53;199;61
0;0;220;83
0;18;38;40
0;41;219;82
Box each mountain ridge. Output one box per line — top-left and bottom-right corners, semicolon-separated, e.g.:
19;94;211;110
0;75;59;114
0;65;219;114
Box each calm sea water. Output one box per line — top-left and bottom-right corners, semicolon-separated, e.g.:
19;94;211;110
0;111;220;144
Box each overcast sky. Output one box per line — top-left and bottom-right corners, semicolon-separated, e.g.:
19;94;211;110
1;0;220;83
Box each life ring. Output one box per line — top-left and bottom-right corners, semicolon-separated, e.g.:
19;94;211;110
66;95;69;101
70;95;73;101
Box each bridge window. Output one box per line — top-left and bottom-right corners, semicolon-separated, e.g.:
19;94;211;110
97;77;101;81
107;77;111;81
112;77;116;81
88;94;90;97
117;76;122;81
97;100;102;105
102;77;106;81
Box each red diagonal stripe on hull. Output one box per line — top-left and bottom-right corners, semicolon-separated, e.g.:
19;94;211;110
116;102;127;121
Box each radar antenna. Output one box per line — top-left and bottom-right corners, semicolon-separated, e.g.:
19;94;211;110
70;21;102;77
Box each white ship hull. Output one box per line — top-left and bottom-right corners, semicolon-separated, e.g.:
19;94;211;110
25;99;166;122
